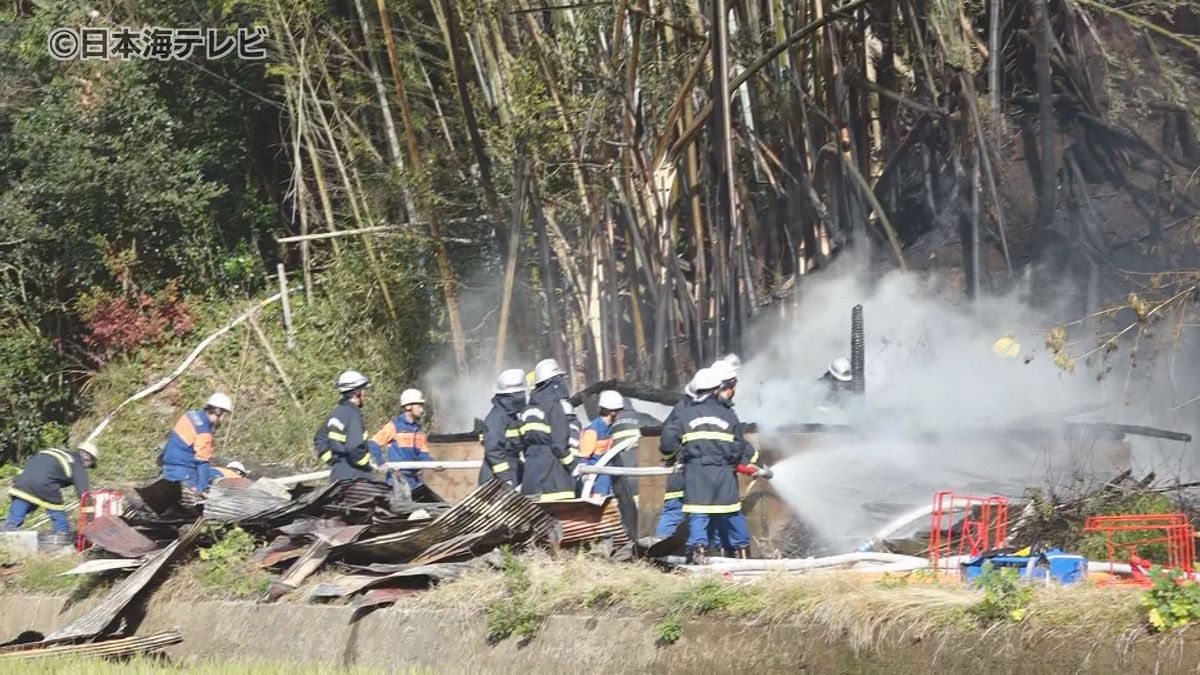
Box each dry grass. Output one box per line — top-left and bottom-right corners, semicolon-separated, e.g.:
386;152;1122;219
3;553;81;595
413;551;1151;651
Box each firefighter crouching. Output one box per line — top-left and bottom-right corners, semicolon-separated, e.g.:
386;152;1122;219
4;441;99;533
519;358;578;502
315;370;375;483
479;368;526;487
678;366;772;564
160;392;233;494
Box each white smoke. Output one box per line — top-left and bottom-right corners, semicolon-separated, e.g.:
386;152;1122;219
735;270;1198;552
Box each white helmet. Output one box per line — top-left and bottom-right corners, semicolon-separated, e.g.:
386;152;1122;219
78;441;100;460
336;370;371;393
494;369;526;394
711;360;738;385
717;353;742;373
828;357;852;382
691;367;723;393
226;461;247;475
598;390;624;411
533;358;565;385
206;392;234;412
400;388;426;407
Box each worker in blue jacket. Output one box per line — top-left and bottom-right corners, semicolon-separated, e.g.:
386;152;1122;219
160;392;233;494
369;388;437;489
5;442;99;533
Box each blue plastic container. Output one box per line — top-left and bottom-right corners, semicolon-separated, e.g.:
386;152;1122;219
960;548;1086;585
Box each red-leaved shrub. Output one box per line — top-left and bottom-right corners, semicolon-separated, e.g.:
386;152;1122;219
79;283;196;364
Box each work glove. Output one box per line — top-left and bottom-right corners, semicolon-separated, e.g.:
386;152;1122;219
754;466;774;480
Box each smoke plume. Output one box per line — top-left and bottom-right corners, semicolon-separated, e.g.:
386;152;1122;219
736;270;1197;553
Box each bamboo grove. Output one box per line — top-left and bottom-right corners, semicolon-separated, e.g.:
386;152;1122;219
265;0;1200;387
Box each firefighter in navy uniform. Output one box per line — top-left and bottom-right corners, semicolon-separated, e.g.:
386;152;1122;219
607;396;642;504
518;359;578;502
678;366;772;564
4;441;99;533
655;374;696;537
817;357;854;411
479;368;527;487
314;370;375;483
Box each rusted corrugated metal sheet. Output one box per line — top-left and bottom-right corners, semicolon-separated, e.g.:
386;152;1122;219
278;517;346;537
0;630;182;660
408;527;514;565
81;515;159;558
202;481;290;523
334;481;557;564
45;520;204;643
309;562;469;602
540;498;629;548
308;574;380;600
267;524;368;601
239;480;392;530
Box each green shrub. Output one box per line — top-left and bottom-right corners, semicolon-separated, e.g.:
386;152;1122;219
655;617;683;645
197;526;270;599
969;562;1034;624
484;548;543;643
1142;567;1200;632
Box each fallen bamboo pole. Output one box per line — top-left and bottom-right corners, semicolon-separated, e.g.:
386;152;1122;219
276;264;296;349
247;316;303;411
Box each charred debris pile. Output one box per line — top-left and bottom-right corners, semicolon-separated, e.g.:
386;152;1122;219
0;477;633;659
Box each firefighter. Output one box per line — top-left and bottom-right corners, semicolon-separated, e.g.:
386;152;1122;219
314;370;374;483
578;390;624;497
5;441;99;533
160;392;233;494
479;369;526;487
678;367;772;564
817;357;853;410
369;388;437;489
607;395;642;504
655;373;697;538
518;358;578;502
208;460;248;484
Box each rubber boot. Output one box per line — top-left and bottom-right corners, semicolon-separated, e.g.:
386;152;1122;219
735;547;750;560
688;545;708;565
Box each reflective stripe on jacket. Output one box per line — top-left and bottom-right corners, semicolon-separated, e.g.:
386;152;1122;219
12;448;89;510
314;400;373;482
659;399;691;501
479;392;524;486
677;397;757;514
519;383;577;502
